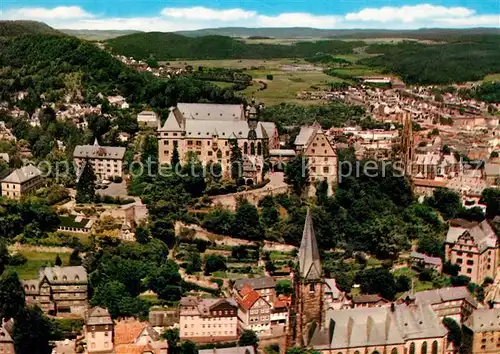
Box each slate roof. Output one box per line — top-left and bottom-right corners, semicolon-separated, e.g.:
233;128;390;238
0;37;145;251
234;276;276;291
177;103;245;121
199;346;255;354
40;266;88;285
73;144;126;160
294;126;317;147
298;208;322;280
484;163;500;177
180;297;238;316
446;220;497;252
352;294;389;304
324;278;341;298
85;307;113;326
410;252;442;266
414;286;478;308
464;308;500;332
2;165;42;184
310;305;446;350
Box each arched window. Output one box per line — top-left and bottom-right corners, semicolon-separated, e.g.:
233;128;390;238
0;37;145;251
75;275;80;281
62;275;67;281
354;352;360;354
410;342;416;354
250;142;255;155
421;341;427;354
243;142;248;155
309;283;315;292
432;341;438;354
257;142;262;155
391;349;398;354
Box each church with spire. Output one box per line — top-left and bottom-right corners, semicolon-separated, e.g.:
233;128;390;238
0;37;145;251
289;207;325;347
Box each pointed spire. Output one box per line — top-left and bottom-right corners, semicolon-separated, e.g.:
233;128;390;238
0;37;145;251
298;208;322;280
93;138;99;146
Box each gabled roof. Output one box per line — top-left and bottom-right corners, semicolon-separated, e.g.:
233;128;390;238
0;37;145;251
298;208;322;281
2;165;42;184
234;276;276;291
446;220;497;252
414;286;478;308
464;308;500;332
177;103;244;121
85;307;113;326
352;294;388;304
160;108;184;131
114;319;149;345
238;290;262;310
40;266;87;285
198;346;255;354
73;144;126;160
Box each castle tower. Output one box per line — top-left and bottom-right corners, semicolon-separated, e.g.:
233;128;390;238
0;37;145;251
290;208;324;347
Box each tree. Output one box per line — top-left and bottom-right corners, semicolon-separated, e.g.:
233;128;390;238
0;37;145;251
229;138;243;180
265;260;276;274
91;280;146;318
204;254;227;275
179;340;198;354
181;153;206;197
135;226;150;244
425;188;461;219
417;234;444;258
315;179;329;205
443;261;460;276
13;307;55;354
232;200;264;240
147;260;182;301
395;275;411;293
442;317;461;347
76;157;96;203
285;154;309;196
171;141;180;168
0;239;9;275
69;248;82;266
276;280;293;296
481;188;500;218
55;255;62;267
239;329;259;347
0;270;25;321
185;251;202;274
150;219;176;248
356;268;397;301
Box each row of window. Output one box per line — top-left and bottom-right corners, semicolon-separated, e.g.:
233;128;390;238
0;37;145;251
182;330;236;337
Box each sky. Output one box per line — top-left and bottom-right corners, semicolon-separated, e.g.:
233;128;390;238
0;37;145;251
0;1;498;31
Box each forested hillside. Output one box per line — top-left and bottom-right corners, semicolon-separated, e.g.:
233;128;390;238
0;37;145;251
0;35;243;111
0;21;61;37
361;36;500;85
106;32;363;60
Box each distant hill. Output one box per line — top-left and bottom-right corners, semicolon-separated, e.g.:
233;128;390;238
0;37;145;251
175;27;500;40
105;32;362;60
60;29;142;41
0;21;61;37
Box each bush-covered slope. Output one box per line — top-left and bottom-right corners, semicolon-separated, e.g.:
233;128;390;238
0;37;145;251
361;36;500;85
0;21;61;37
0;35;243;110
106;32;363;60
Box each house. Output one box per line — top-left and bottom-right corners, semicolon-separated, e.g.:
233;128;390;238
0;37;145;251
149;309;180;327
198;346;255;354
73;140;126;181
409;252;443;272
58;215;94;234
1;165;44;200
411;286;478;323
114;318;168;354
351;294;390;308
234;276;276;303
445;219;498;284
84;307;114;353
462;308;500;354
21;266;88;315
179;297;238;343
157;103;277;184
323;278;349;310
0;321;14;354
309;304;448;354
236;286;272;335
137;111;159;128
413;152;459;180
294;123;338;196
484;162;500;185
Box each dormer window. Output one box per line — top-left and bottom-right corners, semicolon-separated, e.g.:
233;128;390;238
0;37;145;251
75;275;80;281
53;276;58;281
62;275;67;281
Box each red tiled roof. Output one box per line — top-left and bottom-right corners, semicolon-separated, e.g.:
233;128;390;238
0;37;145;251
239;283;254;297
114;319;148;345
115;343;155;354
239;290;261;310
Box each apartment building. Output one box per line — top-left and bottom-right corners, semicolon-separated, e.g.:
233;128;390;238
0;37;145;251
179;297;238;343
137;110;159;128
157;103;278;184
309;304;448;354
21;266;88;315
412;286;478;323
0;322;14;354
294;122;337;196
234;276;277;304
73;140;126;181
1;165;43;200
236;285;272;335
84;307;114;353
462;308;500;354
445;219;498;284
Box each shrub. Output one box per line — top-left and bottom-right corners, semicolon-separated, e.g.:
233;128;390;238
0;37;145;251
266;74;273;80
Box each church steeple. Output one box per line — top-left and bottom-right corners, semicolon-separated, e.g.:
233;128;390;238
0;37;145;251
298;208;322;281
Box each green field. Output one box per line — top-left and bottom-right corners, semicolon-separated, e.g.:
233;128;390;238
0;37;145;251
8;251;70;280
484;73;500;82
169;58;378;105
